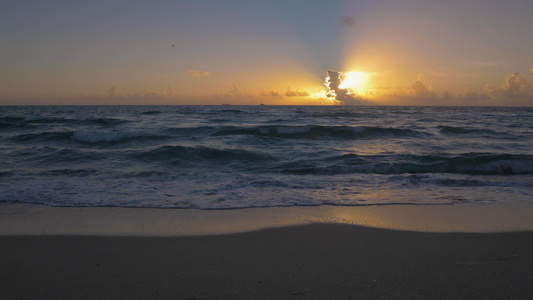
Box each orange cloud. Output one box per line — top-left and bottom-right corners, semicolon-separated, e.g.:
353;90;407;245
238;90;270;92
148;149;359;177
213;85;255;103
285;86;310;97
324;69;369;105
187;70;210;76
260;89;282;97
410;73;437;98
350;73;492;105
357;73;436;100
485;72;533;100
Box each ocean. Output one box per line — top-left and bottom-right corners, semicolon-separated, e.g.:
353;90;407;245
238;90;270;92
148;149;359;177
1;105;532;209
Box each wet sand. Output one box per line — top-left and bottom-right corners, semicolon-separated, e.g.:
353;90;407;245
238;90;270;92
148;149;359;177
2;223;533;299
2;202;533;235
2;203;533;299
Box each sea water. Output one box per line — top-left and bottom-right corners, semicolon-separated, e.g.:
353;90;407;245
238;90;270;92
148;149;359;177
1;105;532;209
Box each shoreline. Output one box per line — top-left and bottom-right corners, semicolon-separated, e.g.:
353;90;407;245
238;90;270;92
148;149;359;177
1;201;533;236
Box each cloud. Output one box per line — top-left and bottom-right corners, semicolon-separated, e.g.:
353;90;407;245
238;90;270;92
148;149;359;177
260;89;282;97
325;70;348;99
485;72;533;100
341;16;356;27
366;73;436;98
324;70;368;105
107;86;119;97
213;85;253;101
187;70;210;76
410;73;437;98
132;89;168;99
219;85;241;98
353;73;490;105
285;86;309;97
441;87;490;106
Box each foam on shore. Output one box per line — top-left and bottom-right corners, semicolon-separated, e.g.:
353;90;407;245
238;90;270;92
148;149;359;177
1;202;533;236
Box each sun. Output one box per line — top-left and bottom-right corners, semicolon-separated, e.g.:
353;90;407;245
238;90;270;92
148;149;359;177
322;69;374;102
339;71;369;92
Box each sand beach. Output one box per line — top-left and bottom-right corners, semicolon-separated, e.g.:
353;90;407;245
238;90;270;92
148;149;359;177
1;203;533;299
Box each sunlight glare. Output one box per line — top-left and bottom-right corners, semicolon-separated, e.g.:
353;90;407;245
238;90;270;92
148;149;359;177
339;71;369;91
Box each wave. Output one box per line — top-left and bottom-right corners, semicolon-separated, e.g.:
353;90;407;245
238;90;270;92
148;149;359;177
0;116;26;123
33;168;103;177
12;148;104;166
212;125;426;139
10;131;74;142
220;109;244;113
133;145;276;166
200;109;244;115
163;126;217;136
141;110;161;115
310;111;365;119
76;118;130;126
8;130;167;144
0;121;38;130
1;116;128;126
23;116;71;124
70;130;167;144
437;125;500;136
278;153;533;175
0;116;37;130
0;170;15;177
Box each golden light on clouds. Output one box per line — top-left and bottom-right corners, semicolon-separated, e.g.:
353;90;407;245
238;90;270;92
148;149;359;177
323;70;370;105
339;71;370;95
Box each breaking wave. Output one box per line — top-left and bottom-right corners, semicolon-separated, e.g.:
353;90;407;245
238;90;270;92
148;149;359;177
1;105;532;209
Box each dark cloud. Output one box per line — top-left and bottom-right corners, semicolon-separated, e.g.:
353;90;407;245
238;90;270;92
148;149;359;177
341;16;356;27
325;70;347;99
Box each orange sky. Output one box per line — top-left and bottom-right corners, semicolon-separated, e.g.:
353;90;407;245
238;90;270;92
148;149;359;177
2;0;533;105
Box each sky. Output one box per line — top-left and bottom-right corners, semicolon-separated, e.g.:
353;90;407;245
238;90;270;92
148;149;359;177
2;0;533;106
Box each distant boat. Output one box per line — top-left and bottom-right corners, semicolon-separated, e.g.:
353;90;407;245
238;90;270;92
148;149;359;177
260;103;266;106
